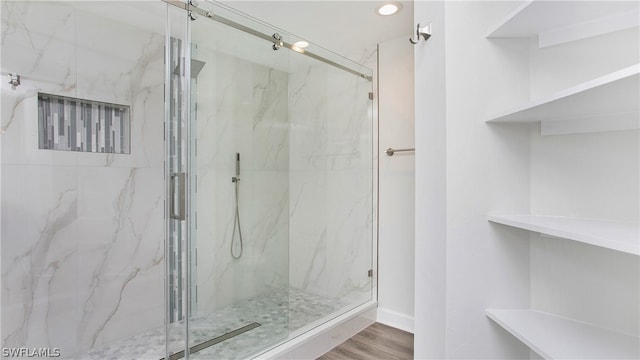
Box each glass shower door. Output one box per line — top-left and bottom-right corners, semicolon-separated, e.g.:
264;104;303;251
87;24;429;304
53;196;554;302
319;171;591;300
166;3;190;359
166;1;375;359
185;4;291;359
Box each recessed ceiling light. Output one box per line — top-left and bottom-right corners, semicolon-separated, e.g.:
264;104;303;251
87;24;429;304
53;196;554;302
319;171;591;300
377;2;401;16
293;40;309;48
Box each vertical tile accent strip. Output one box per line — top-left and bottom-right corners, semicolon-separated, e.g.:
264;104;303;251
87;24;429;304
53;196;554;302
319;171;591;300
37;93;130;154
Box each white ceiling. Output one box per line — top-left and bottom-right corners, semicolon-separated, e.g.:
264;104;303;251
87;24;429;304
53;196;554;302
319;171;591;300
219;0;414;60
69;0;414;65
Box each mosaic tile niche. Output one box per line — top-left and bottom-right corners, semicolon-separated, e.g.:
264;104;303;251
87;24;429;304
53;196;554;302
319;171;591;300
38;93;130;153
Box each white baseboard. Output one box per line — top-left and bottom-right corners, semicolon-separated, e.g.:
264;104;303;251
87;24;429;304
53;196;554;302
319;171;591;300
376;307;414;333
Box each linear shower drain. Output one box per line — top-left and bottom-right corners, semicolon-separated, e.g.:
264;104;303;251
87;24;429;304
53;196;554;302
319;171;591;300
161;322;262;360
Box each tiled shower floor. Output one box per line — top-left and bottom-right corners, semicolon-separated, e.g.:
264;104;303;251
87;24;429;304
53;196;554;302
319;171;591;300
82;288;347;360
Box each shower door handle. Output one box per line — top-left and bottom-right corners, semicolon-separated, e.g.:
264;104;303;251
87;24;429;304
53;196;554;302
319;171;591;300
170;172;186;221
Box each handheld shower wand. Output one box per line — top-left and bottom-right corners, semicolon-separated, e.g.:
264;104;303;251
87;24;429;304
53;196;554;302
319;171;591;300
231;153;243;260
235;153;240;180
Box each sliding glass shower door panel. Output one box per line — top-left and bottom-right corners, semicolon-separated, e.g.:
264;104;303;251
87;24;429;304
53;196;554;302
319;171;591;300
166;1;375;358
166;3;190;359
287;45;375;323
186;5;291;359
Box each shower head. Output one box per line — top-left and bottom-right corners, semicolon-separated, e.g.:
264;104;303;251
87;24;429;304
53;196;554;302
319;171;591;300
173;59;206;78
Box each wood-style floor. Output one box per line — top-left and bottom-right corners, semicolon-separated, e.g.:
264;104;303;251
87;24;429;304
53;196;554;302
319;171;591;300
317;322;413;360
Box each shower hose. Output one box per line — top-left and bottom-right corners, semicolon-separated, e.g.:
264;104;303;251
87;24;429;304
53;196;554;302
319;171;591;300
231;177;243;260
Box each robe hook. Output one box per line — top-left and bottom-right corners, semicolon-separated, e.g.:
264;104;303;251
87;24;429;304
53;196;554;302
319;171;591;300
410;23;432;44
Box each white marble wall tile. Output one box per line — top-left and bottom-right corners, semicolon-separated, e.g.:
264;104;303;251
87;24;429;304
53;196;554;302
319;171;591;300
1;165;78;355
74;12;163;105
347;47;377;72
0;81;79;167
246;66;289;172
288;61;328;172
195;48;290;313
288;169;372;303
72;81;165;169
192;47;224;174
75;166;163;352
247;170;289;286
325;68;373;171
1;2;165;169
323;64;373;304
1;2;77;94
288;170;328;295
325;169;373;302
74;10;165;169
195;48;242;313
288;60;328;295
193;159;227;314
1;1;166;357
288;57;374;305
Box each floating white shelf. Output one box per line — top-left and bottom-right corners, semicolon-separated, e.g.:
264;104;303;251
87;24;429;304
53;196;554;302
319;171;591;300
487;0;639;47
488;214;639;256
486;309;640;360
485;65;639;128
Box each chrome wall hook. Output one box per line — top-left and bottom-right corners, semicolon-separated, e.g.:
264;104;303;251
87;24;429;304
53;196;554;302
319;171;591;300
8;74;20;90
410;23;432;44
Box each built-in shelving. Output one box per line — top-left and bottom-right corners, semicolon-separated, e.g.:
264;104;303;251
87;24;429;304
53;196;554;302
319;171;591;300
486;309;640;360
487;0;639;47
485;65;639;131
488;214;639;256
486;2;639;358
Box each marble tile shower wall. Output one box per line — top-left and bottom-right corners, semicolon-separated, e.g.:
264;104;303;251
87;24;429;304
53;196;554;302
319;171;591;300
1;2;165;357
195;49;290;313
288;51;375;305
193;45;375;312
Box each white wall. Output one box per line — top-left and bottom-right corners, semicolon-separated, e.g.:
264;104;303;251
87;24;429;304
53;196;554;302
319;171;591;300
414;1;447;356
415;1;533;358
377;35;415;333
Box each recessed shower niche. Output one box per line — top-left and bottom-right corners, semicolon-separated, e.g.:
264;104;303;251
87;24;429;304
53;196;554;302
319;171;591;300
37;93;131;153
